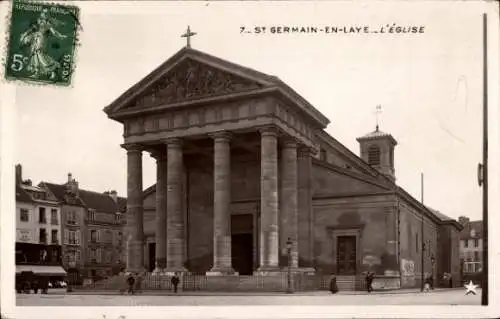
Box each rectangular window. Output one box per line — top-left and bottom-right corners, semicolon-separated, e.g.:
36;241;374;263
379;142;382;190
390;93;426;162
474;239;479;247
464;239;469;248
39;228;47;244
90;230;98;243
474;251;480;261
51;209;58;225
88;209;96;221
68;230;80;245
90;248;97;262
51;230;58;244
20;209;29;222
39;207;46;224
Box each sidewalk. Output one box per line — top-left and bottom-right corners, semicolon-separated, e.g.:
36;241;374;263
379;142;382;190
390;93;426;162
50;287;464;297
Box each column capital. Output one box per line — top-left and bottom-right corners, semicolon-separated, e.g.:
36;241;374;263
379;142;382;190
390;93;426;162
259;126;279;137
149;149;167;161
164;137;183;148
298;146;315;157
122;143;143;153
210;131;232;142
282;137;298;149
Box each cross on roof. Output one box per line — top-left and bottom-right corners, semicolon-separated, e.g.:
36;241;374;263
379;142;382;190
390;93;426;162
181;25;197;48
374;104;382;131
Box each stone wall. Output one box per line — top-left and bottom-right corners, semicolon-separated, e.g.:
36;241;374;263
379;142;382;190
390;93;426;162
398;201;438;288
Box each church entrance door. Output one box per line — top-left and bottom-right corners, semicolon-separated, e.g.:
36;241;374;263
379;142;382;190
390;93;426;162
336;236;356;275
148;243;155;272
231;214;254;275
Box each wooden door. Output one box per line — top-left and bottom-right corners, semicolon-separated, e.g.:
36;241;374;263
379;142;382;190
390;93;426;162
336;236;357;275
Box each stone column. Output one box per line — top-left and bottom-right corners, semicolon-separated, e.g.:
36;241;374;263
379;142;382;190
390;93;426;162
208;131;234;274
298;147;314;269
165;138;187;273
257;127;280;272
125;144;144;273
280;139;299;268
152;150;167;273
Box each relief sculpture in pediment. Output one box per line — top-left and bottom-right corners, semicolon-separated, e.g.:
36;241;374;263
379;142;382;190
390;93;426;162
132;59;263;108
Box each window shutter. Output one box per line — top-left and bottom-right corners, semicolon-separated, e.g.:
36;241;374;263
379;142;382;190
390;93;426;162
76;230;81;245
64;229;69;245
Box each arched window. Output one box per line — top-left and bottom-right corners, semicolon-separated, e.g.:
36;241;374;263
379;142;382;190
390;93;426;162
368;145;381;166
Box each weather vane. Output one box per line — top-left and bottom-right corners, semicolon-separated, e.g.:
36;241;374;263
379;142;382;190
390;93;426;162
374;105;382;131
181;25;197;48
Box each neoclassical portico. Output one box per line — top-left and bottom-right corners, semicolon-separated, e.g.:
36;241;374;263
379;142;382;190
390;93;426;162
121;126;316;275
105;43;329;275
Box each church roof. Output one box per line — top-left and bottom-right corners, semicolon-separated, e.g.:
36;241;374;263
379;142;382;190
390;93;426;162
356;126;397;145
104;47;330;128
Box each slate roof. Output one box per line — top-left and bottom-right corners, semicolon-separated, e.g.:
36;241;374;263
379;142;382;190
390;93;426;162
42;182;85;207
41;182;126;213
460;220;483;240
16;184;33;203
356;127;397;145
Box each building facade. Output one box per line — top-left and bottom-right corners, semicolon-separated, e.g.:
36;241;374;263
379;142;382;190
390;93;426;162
104;46;463;289
15;165;65;279
41;174;127;280
458;217;483;274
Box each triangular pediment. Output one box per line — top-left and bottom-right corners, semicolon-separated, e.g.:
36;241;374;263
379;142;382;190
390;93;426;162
105;48;279;117
128;58;266;109
104;47;330;128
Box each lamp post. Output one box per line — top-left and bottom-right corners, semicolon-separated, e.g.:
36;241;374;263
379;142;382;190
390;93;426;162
430;255;436;290
286;237;293;294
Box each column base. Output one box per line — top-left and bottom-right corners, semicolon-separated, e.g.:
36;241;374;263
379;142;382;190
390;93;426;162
163;267;188;276
254;266;282;276
206;267;237;276
153;267;165;275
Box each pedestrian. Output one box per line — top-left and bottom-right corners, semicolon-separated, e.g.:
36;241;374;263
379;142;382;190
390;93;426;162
134;272;143;294
329;275;339;294
365;271;374;293
171;272;180;293
424;275;431;292
126;273;135;295
448;274;453;288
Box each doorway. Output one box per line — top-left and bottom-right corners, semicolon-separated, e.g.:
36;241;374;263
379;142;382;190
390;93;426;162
336;236;357;275
231;214;254;275
148;243;156;272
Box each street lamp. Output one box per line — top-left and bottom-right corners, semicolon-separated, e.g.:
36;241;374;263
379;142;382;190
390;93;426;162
430;255;436;289
286;237;293;294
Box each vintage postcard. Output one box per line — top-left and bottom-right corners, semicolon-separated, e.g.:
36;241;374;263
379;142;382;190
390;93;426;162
0;1;499;318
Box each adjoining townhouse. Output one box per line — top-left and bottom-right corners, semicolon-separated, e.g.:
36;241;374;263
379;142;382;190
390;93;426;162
41;173;127;281
15;165;65;282
458;217;483;275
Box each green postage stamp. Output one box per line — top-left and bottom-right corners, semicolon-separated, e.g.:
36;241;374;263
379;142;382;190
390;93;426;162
4;1;80;86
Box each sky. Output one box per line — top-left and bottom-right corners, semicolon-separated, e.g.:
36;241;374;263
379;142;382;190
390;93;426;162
6;0;500;222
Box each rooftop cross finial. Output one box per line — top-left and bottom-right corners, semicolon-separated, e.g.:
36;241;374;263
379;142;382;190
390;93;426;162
181;25;197;48
374;104;382;131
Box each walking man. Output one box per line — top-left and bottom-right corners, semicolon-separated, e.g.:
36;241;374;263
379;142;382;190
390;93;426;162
127;273;135;295
365;271;374;293
171;272;180;293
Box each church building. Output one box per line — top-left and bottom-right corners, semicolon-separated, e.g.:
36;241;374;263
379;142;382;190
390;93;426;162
104;40;462;290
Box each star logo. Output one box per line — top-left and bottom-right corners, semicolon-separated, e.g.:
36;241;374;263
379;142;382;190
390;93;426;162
464;280;478;295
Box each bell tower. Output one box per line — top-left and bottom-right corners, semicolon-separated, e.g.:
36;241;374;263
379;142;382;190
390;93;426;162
356;106;397;181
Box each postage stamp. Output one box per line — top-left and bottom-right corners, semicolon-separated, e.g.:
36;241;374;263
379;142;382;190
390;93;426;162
4;1;79;86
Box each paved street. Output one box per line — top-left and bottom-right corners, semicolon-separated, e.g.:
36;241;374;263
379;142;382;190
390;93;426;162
16;289;480;306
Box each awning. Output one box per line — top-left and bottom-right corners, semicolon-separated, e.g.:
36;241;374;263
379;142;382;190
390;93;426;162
16;265;67;276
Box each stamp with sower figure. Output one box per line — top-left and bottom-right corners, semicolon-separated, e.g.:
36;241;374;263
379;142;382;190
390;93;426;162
5;1;80;86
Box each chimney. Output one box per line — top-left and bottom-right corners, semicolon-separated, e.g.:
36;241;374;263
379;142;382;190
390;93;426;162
68;173;73;183
15;164;22;185
458;216;470;225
